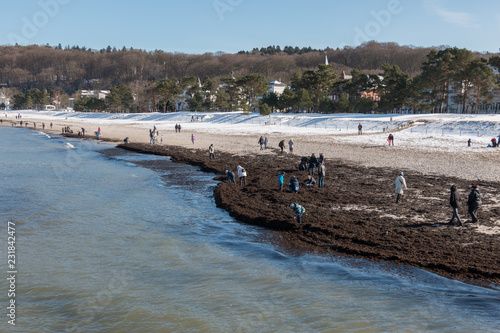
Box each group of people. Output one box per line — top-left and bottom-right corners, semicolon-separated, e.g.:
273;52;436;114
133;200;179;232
449;184;482;226
258;136;269;150
149;126;160;144
225;165;247;186
395;171;482;225
276;139;295;154
175;124;182;133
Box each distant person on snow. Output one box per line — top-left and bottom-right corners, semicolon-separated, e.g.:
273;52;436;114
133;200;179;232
467;185;481;223
288;175;299;193
289;203;305;224
288;139;294;154
448;185;462;226
237;165;247;186
191;134;195;144
395;171;407;203
264;137;268;149
467;138;471;147
388;133;394;146
491;138;497;148
225;170;236;184
358;123;363;135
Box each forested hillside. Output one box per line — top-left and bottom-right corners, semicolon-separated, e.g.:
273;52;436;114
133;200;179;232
2;42;498;114
0;42;437;93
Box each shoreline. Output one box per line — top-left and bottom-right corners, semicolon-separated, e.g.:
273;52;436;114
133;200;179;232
2;117;500;288
115;141;500;288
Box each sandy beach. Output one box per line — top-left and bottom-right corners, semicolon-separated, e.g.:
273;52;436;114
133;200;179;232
6;113;500;182
3;113;500;286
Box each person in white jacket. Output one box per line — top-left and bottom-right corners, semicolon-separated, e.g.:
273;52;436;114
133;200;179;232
395;171;407;203
237;165;247;186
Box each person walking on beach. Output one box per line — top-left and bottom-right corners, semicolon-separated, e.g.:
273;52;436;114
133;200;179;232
288;139;294;154
288;175;299;193
449;185;462;226
308;153;318;176
42;122;45;129
289;203;305;224
264;137;268;149
467;185;481;223
318;162;325;188
395;171;407;203
467;138;471;147
149;129;154;144
225;170;236;184
358;123;363;135
191;134;195;144
237;165;247;186
388;133;394;146
258;136;264;150
277;171;285;191
278;140;285;153
178;124;181;132
208;144;215;160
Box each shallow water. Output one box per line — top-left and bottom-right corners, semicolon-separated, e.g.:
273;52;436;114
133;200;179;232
0;126;499;332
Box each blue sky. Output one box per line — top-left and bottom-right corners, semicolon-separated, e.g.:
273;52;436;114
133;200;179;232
1;0;499;54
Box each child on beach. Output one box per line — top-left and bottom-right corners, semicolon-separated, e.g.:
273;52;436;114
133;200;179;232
191;134;195;144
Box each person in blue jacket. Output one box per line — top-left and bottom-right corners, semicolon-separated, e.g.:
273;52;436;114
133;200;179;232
290;203;305;223
277;171;285;191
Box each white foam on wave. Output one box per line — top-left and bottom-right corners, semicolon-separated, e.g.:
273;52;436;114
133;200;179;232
64;142;77;149
37;131;51;139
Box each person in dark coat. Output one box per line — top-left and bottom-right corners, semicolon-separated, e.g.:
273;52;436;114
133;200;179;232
278;140;285;153
308;153;318;175
258;136;264;150
467;185;481;223
225;170;236;184
288;176;299;193
449;185;462;226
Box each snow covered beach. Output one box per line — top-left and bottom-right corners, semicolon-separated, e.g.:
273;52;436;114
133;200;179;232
4;110;500;182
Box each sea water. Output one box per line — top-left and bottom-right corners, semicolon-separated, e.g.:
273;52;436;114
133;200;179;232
0;126;499;333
